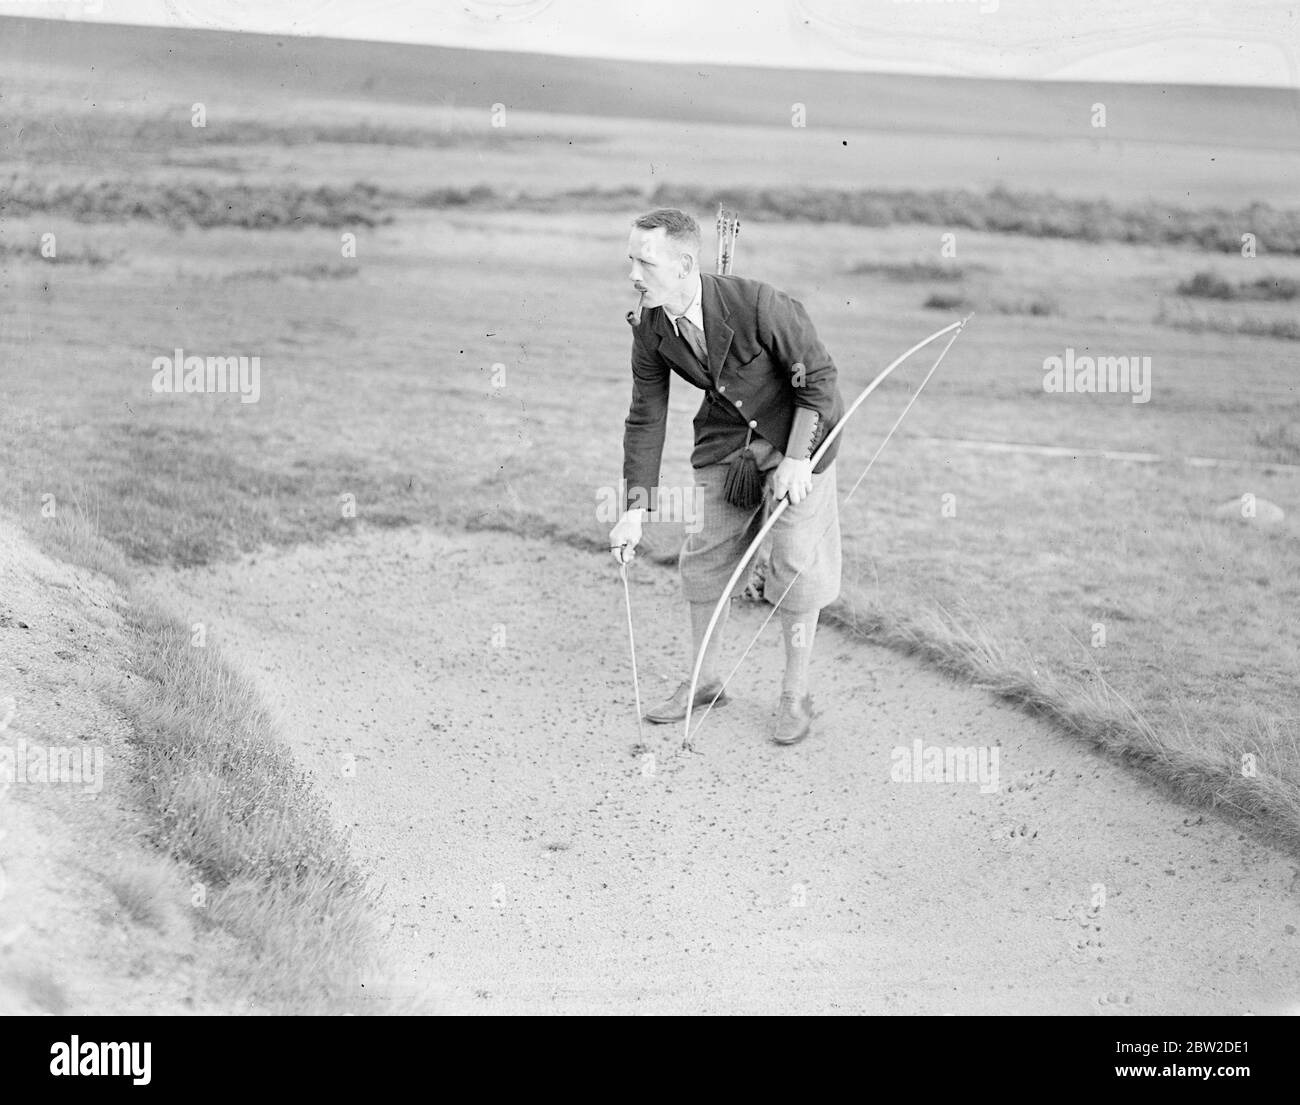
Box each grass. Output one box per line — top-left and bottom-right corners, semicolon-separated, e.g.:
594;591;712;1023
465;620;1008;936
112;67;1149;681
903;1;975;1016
994;296;1057;316
117;597;381;1011
1158;306;1300;341
924;292;970;311
37;493;134;588
652;184;1300;255
1254;423;1300;465
8;111;596;162
25;503;387;1013
0;240;117;266
1230;317;1300;341
222;262;360;283
450;182;1300;255
10;423;423;567
412;184;500;208
2;176;391;228
1161;271;1300;341
1177;271;1300;301
923;291;1056;316
850;260;971;281
9;172;1300;255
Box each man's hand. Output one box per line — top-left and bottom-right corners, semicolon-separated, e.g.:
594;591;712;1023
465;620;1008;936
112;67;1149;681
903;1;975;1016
609;508;645;564
770;457;813;505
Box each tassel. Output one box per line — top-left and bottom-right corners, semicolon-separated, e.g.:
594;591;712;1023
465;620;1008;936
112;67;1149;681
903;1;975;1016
723;446;765;509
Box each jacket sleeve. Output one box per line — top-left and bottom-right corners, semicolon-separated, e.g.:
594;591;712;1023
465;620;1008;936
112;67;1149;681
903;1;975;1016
622;330;670;513
756;283;839;457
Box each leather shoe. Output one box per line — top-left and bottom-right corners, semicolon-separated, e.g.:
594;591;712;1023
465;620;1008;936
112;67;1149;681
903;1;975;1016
643;679;729;724
770;692;814;745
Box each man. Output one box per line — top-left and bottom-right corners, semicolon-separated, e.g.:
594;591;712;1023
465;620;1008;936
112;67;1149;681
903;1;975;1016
609;208;845;745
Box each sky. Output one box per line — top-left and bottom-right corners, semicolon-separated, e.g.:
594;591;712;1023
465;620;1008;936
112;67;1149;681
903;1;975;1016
0;0;1296;87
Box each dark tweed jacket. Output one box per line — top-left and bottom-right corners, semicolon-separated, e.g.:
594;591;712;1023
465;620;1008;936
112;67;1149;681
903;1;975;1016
622;273;845;512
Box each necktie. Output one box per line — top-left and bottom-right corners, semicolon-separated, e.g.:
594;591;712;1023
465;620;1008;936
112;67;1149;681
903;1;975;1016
676;315;710;372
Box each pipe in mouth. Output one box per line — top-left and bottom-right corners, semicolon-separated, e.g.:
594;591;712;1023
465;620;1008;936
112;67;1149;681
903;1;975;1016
626;291;646;327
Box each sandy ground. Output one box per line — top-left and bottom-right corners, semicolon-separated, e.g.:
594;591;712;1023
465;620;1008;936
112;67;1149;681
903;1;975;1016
145;523;1300;1015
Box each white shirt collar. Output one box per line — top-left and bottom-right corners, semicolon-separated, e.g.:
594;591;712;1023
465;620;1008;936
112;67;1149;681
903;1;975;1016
663;273;705;336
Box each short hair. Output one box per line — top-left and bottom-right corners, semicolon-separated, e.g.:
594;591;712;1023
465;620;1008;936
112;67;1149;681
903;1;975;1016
633;208;701;260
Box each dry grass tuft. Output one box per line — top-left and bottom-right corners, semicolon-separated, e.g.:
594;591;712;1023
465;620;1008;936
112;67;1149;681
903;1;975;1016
37;493;133;589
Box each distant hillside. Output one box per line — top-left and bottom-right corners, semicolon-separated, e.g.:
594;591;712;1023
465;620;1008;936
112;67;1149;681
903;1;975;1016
1;15;1296;150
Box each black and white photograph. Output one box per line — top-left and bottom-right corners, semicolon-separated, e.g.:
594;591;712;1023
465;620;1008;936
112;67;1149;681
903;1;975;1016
1;0;1297;1053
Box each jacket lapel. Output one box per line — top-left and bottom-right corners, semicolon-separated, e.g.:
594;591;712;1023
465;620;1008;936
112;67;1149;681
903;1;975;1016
651;307;711;387
700;274;734;384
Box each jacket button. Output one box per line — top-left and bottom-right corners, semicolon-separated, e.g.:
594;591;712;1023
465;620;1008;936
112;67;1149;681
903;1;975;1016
718;385;726;393
734;399;743;408
748;420;758;429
